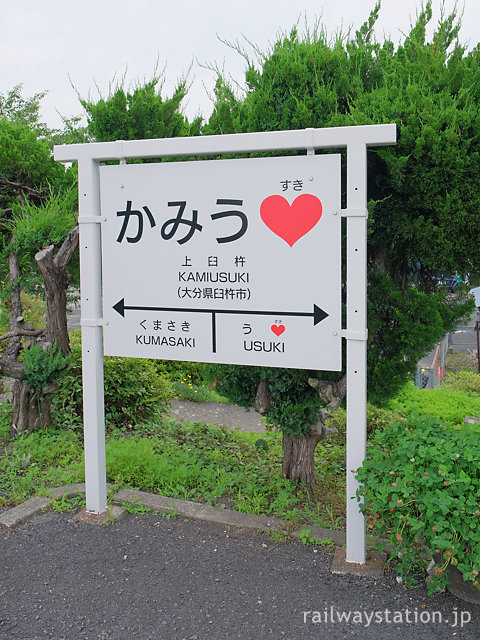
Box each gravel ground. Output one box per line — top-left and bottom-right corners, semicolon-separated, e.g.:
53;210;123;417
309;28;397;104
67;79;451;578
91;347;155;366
0;511;479;640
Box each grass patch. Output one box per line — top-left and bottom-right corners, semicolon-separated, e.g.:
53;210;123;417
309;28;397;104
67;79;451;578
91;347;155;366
387;381;480;427
121;500;153;514
105;420;301;517
445;349;479;374
0;413;345;529
104;418;345;528
442;369;480;394
51;493;86;513
3;368;480;540
0;429;84;504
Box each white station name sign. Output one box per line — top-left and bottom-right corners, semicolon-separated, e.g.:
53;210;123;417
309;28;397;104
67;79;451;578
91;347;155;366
100;154;342;370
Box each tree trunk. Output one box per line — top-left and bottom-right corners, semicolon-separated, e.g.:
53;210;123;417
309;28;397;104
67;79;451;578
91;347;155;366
254;378;273;414
8;380;52;437
35;226;79;356
11;380;32;435
11;381;54;436
2;227;79;435
372;246;389;274
282;375;347;489
281;409;337;490
282;428;321;488
2;253;42;435
307;375;346;410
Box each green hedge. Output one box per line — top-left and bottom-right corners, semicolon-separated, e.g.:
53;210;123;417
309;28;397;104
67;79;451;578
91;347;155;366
357;414;480;593
51;332;173;431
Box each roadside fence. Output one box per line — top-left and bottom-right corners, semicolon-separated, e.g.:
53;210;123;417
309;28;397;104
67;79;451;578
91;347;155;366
414;321;480;389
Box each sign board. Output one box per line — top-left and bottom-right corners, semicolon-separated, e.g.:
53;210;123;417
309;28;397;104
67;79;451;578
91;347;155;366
100;154;341;370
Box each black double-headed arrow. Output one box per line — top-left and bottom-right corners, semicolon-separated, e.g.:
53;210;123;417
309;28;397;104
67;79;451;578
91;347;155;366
113;298;328;353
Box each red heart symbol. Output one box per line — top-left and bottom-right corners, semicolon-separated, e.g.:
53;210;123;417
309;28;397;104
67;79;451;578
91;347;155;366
260;194;322;246
271;324;285;336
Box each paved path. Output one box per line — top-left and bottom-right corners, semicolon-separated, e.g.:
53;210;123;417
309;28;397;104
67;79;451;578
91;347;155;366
1;511;479;640
170;399;265;432
66;302;81;330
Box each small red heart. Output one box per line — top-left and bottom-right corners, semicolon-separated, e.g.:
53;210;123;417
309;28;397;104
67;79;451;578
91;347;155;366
271;324;285;336
260;194;322;246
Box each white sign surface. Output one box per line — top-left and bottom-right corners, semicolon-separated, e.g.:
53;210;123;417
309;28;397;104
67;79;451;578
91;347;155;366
100;154;341;370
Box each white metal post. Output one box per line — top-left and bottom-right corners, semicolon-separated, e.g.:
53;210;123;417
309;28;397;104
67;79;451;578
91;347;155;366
77;157;107;513
345;142;368;563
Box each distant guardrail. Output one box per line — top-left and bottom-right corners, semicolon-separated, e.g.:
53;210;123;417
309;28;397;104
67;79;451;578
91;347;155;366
415;334;448;389
414;321;479;389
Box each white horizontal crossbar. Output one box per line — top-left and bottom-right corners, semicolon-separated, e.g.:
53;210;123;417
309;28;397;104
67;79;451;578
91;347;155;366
77;217;106;224
341;329;368;341
80;318;107;327
54;124;396;163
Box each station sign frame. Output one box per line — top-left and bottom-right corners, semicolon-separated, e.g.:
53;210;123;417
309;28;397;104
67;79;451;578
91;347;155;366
55;124;396;564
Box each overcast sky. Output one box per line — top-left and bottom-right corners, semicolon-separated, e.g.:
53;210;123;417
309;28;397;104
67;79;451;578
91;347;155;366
2;1;479;130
